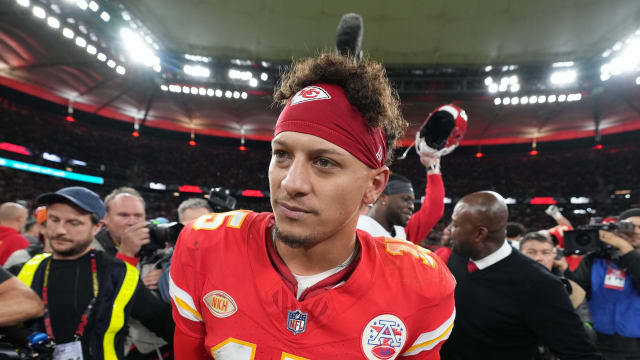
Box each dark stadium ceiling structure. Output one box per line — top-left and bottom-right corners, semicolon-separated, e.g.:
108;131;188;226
1;0;640;146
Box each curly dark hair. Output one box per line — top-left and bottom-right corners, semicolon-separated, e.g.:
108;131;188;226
274;52;407;165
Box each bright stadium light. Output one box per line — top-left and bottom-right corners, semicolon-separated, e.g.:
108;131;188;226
115;65;126;75
509;75;518;85
498;83;508;92
215;89;222;97
16;0;29;7
183;64;210;78
548;94;557;103
484;77;493;86
600;73;611;81
488;83;498;93
233;91;240;99
249;78;258;87
160;85;168;91
550;69;577;85
520;96;528;104
225;91;232;98
552;61;574;68
75;37;87;48
494;98;501;105
260;73;268;81
100;11;110;22
529;95;537;104
207;89;214;96
32;6;46;19
106;59;116;68
169;85;181;93
636;76;640;85
153;64;161;72
88;1;98;11
190;87;197;95
538;95;547;103
484;66;492;72
120;27;160;68
558;94;567;102
97;52;106;61
198;88;206;96
510;84;520;92
182;86;189;93
76;0;88;10
241;92;248;99
86;44;97;54
511;97;519;105
503;97;510;105
47;17;60;29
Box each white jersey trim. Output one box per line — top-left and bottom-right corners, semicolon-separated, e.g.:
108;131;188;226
401;308;456;356
169;275;203;322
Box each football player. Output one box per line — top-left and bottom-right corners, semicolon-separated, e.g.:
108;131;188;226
170;52;456;359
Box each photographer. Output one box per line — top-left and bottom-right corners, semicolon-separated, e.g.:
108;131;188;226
566;208;640;359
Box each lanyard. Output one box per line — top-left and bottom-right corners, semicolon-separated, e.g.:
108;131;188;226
42;250;99;342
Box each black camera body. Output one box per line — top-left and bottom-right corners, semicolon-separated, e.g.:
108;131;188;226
139;222;184;259
208;187;237;212
564;220;634;255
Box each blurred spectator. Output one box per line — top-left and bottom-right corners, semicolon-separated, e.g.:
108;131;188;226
0;267;44;326
437;191;601;360
15;186;173;359
506;222;526;249
177;198;212;224
3;207;50;271
358;153;444;244
566;208;640;359
0;202;30;266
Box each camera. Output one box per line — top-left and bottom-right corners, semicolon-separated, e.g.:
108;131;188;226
208;187;237;212
564;218;634;255
139;221;184;259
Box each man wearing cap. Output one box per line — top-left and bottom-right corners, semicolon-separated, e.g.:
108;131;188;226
566;208;640;358
170;53;456;359
15;186;174;359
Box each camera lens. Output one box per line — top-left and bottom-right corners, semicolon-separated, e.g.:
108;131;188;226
576;233;592;247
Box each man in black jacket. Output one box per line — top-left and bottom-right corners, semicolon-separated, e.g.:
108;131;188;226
436;191;601;360
16;187;173;359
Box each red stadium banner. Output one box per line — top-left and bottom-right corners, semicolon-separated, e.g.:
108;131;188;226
529;197;557;205
0;142;31;156
241;190;265;198
178;185;203;193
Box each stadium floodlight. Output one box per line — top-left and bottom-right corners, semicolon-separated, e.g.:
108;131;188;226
538;95;546;104
600;73;611;81
484;66;492;72
75;37;87;48
509;75;518;85
261;73;268;81
612;42;623;51
86;45;97;55
550;69;577;85
558;94;566;102
207;89;214;96
511;97;519;105
552;61;574;68
241;92;248;99
190;87;198;95
169;85;181;93
183;64;210;78
160;85;168;91
520;96;528;104
32;6;46;19
215;89;222;97
198;88;206;96
16;0;29;7
97;52;106;61
636;76;640;85
115;65;126;75
484;77;493;86
100;11;110;22
602;49;612;58
488;83;498;93
88;1;98;11
106;59;116;68
503;97;510;105
500;76;509;84
153;64;161;72
493;98;501;105
182;86;189;93
548;94;557;103
233;91;240;99
47;17;60;29
249;78;258;87
225;91;232;98
510;84;520;92
120;27;160;68
121;11;131;21
76;0;88;10
529;95;537;104
498;83;508;92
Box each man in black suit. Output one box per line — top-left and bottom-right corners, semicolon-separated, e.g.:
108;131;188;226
436;191;601;360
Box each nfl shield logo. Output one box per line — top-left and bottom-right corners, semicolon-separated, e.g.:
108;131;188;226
287;309;308;335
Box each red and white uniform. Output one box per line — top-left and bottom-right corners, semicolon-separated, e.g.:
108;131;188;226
170;211;456;359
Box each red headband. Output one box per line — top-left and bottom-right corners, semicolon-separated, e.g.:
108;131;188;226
274;84;387;169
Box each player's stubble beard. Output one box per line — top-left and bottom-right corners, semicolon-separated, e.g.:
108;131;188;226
273;224;320;250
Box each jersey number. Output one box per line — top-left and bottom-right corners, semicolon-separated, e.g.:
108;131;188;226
192;211;249;231
384;238;436;268
211;338;308;359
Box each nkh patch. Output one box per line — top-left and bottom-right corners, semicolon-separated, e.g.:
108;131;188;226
361;314;407;360
203;290;237;318
286;309;308;335
290;86;331;106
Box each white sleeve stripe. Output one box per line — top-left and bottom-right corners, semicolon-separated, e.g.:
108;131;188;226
169;275;203;322
401;307;456;356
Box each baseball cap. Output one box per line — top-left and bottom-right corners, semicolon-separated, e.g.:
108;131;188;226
620;208;640;220
37;186;105;219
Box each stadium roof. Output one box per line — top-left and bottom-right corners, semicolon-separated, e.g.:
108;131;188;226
1;0;640;146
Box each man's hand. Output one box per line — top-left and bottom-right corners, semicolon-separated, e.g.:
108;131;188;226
545;205;562;220
118;221;150;258
420;153;440;173
553;256;569;272
599;230;634;255
142;269;163;290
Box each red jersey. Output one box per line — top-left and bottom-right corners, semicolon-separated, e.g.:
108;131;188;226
170;211;456;359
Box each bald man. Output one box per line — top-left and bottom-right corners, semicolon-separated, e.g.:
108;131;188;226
436;191;601;360
0;202;30;266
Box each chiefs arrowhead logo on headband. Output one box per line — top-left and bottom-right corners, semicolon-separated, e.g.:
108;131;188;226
291;86;332;105
274;84;387;169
